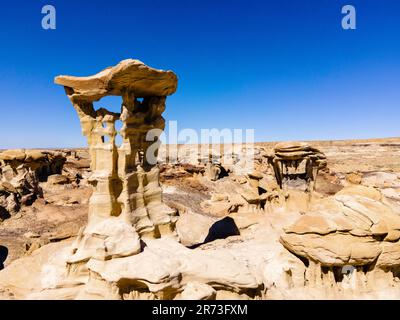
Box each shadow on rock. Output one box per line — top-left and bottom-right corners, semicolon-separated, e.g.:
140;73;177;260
189;217;240;249
0;245;8;270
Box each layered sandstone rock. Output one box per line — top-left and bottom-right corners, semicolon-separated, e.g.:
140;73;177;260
1;139;400;300
54;59;179;271
201;168;286;220
0;149;66;220
265;142;327;192
1;55;399;301
54;59;177;101
280;185;400;293
0;225;304;300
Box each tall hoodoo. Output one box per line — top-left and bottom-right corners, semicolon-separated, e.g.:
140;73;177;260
55;59;178;266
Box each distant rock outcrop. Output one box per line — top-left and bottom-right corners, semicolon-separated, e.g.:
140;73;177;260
265;142;327;192
0;149;65;220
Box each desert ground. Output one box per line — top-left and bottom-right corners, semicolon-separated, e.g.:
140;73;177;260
0;137;399;300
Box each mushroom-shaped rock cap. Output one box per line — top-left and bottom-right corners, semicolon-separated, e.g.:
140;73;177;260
274;141;314;152
274;141;326;160
54;59;178;102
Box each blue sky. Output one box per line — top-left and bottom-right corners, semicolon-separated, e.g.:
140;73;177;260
0;0;399;148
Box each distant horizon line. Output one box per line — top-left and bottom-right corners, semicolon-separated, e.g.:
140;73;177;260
1;136;399;151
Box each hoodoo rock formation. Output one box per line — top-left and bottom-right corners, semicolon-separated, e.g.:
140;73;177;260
0;150;66;220
55;59;178;268
280;185;400;295
265;142;327;192
0;59;399;300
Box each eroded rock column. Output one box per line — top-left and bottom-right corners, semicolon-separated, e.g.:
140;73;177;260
55;59;178;266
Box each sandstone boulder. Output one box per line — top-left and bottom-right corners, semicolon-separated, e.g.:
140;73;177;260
47;174;70;185
280;185;400;280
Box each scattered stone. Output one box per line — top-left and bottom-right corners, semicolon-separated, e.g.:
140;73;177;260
47;174;69;185
179;281;216;300
346;172;362;185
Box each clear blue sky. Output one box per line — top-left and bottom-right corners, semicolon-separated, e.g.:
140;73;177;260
0;0;399;148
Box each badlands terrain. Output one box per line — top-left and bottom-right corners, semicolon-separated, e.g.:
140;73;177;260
0;137;399;300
